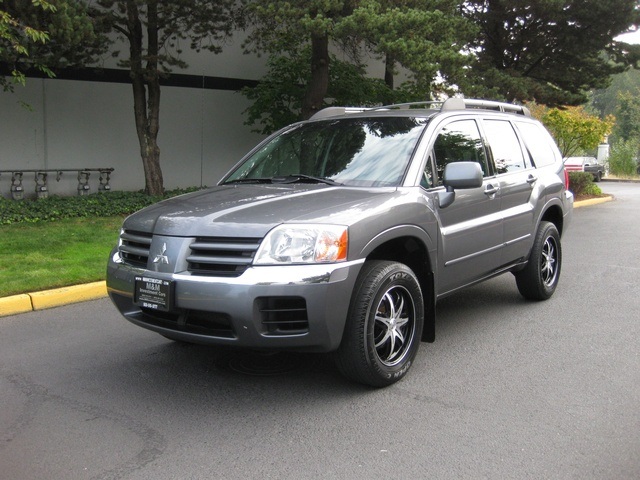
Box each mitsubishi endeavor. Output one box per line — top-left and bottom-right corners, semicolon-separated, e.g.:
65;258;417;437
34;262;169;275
107;98;573;387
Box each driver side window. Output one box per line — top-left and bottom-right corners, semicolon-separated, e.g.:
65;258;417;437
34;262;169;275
433;120;489;186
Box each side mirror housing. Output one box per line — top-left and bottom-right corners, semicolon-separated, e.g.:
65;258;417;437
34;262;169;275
438;162;484;209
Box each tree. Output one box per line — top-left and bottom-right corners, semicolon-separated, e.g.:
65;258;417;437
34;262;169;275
89;1;237;196
607;138;639;176
531;103;614;158
242;47;394;134
338;0;475;93
591;68;640;118
0;0;106;92
462;0;640;106
242;0;474;125
612;90;640;142
242;1;357;120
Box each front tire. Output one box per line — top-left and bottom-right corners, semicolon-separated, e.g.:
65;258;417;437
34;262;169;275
515;221;562;300
335;261;424;387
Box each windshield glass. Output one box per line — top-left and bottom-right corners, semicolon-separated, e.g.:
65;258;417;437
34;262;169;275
224;117;428;187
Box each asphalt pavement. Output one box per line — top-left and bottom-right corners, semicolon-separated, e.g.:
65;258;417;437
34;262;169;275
0;181;638;479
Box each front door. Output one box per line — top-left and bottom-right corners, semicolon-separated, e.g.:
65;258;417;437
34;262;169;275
430;118;503;295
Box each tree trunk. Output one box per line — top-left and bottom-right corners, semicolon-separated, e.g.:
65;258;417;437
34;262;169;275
126;0;164;196
385;54;395;90
301;33;330;120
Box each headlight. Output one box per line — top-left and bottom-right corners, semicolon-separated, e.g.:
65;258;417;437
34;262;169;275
254;224;348;265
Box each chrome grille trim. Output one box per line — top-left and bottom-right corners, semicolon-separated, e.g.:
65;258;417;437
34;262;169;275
187;237;261;277
119;229;152;268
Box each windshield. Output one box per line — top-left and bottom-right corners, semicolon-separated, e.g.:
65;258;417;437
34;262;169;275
224;117;428;187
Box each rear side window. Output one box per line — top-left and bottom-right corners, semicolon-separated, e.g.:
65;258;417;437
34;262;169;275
483;120;527;174
515;121;560;168
433;120;488;186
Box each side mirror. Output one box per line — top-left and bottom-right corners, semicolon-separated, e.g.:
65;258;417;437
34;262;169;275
438;162;484;209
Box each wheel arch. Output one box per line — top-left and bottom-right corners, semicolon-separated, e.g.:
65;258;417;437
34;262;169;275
359;227;436;343
539;203;564;237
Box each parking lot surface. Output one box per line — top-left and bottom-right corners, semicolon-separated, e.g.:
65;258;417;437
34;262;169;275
1;182;638;479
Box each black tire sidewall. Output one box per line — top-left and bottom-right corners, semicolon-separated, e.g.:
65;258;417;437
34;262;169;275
338;261;424;387
516;221;561;300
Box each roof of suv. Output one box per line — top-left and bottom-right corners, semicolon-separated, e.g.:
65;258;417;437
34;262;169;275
310;98;532;121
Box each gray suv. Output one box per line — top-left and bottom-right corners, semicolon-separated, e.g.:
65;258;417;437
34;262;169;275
107;98;573;387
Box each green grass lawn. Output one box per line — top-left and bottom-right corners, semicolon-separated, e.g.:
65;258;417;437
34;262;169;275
0;216;123;297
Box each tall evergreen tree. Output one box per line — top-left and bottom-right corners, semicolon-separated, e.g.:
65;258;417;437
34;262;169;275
339;0;475;93
242;0;354;120
242;0;474;122
462;0;640;105
0;0;106;91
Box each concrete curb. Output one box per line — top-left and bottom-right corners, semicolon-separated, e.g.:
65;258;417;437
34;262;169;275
601;177;640;183
573;195;614;208
0;281;107;318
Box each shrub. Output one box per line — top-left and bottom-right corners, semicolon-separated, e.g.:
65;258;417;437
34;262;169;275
568;172;602;196
0;187;206;225
608;140;639;177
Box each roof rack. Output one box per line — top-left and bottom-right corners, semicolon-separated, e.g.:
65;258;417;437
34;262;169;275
310;98;531;120
310;106;370;120
441;98;531;117
370;101;443;111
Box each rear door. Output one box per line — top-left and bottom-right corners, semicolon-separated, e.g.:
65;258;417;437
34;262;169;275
481;118;536;264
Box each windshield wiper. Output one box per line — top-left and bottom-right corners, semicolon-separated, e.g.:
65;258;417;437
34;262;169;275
271;174;342;186
222;178;273;185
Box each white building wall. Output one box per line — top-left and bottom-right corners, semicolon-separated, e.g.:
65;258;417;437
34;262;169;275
1;36;390;199
0;39;267;198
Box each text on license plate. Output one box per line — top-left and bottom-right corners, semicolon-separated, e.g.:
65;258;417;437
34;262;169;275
134;276;173;311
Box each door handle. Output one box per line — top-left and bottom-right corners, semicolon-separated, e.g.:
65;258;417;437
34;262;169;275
527;174;538;185
484;184;500;196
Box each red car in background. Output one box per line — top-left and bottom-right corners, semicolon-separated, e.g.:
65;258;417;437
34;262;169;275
564;156;605;182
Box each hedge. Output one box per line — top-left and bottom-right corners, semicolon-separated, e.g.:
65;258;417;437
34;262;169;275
568;172;602;197
0;187;205;225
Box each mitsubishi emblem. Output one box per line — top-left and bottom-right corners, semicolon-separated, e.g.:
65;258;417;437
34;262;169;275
153;242;170;264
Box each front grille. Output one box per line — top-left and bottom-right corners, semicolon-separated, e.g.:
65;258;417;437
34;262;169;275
119;230;152;268
187;237;261;277
258;297;309;335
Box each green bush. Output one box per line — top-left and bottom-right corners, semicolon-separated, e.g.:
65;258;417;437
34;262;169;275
608;140;639;177
0;187;205;225
568;172;602;196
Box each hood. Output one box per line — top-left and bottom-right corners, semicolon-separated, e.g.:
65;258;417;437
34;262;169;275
123;184;399;237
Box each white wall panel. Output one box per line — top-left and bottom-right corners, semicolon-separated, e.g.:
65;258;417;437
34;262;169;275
0;77;265;198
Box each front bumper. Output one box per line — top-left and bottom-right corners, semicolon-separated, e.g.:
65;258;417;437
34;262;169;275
107;248;363;352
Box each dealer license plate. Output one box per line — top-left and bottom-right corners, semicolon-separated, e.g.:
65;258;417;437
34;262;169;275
134;276;174;312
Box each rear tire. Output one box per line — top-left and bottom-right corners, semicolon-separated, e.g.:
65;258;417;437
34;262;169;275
515;221;561;300
335;261;423;387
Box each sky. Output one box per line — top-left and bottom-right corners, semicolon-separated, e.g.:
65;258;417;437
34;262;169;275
616;29;640;44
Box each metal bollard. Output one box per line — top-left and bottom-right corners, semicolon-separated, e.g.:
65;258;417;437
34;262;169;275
98;169;112;192
10;172;24;201
35;171;49;199
77;170;91;195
